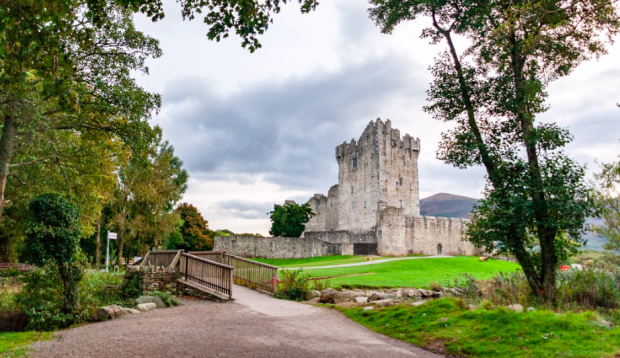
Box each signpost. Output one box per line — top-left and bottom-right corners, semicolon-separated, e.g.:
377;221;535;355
106;231;117;272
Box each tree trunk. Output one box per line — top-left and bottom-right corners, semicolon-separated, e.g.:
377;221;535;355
95;218;101;270
58;263;81;315
0;114;18;223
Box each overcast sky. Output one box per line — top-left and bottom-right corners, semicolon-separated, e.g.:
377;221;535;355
133;0;620;235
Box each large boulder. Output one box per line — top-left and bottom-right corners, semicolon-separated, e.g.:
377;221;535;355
372;299;399;308
306;290;321;300
507;304;524;313
334;291;357;303
92;305;124;322
355;297;369;304
136;295;166;309
320;288;338;304
403;289;422;298
136;303;157;312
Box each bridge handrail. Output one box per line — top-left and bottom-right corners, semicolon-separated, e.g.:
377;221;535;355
179;253;234;299
225;254;278;294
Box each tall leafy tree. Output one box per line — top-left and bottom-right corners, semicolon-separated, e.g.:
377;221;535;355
369;0;619;301
0;0;161;230
594;151;620;252
269;202;314;237
110;136;188;260
169;203;212;251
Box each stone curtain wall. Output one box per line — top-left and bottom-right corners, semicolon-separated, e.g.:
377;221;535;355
409;216;479;256
213;236;342;259
304;231;376;255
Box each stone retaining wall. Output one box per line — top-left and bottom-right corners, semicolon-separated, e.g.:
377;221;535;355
213;236;342;258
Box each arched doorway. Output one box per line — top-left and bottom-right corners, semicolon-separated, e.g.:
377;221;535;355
437;243;444;256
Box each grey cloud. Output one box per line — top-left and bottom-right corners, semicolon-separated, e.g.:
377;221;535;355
216;200;274;219
158;54;428;192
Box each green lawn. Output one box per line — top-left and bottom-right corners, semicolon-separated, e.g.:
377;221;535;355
340;298;620;357
252;255;395;268
260;256;520;289
0;331;53;357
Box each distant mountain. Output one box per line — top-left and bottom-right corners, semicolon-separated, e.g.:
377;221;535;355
420;193;479;218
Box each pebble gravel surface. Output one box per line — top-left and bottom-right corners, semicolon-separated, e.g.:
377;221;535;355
31;285;442;358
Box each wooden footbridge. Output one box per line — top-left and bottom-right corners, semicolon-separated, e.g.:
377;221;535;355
140;250;278;300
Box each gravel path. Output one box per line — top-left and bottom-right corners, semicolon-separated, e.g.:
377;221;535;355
31;285;442;358
285;255;454;270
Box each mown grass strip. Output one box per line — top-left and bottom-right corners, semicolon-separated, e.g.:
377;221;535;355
251;255;393;268
0;331;53;357
270;256;520;289
339;298;620;357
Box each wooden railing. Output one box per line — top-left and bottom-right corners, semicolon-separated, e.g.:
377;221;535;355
179;253;233;300
0;263;34;272
141;250;182;270
188;251;227;264
226;254;278;294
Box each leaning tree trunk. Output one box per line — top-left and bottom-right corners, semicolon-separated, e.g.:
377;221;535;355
58;263;82;315
0;114;18;224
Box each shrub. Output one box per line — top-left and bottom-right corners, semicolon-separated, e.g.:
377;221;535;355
0;268;21;278
15;268;75;331
22;193;83;315
311;278;330;292
275;269;309;301
78;271;124;321
122;273;144;300
149;288;180;307
557;268;620;310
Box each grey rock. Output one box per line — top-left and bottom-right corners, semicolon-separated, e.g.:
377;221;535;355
355;297;368;304
419;289;434;298
136;296;166;309
432;291;443;298
404;289;422;298
383;294;398;300
320;288;338;304
334;291;356;303
437;317;448;322
527;307;535;312
136;303;157;312
305;297;320;304
363;306;374;311
368;293;384;302
411;301;427;307
594;318;614;328
372;299;398;308
507;304;524;312
306;290;321;300
92;305;124;322
122;308;141;315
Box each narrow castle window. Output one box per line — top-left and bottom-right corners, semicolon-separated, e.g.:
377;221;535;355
363;185;366;193
378;230;382;237
400;148;405;155
403;160;406;166
352;201;355;209
399;177;403;186
395;181;398;189
364;200;367;208
409;183;413;191
352;157;358;168
378;190;381;197
372;204;376;212
351;185;354;194
384;156;387;161
399;200;403;207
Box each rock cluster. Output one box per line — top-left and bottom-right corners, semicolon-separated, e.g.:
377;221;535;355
315;286;463;308
92;295;173;322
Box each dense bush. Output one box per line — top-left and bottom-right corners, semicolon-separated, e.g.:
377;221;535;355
274;269;309;301
15;267;125;330
557;268;620;310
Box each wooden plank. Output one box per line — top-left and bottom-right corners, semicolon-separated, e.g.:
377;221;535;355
178;278;232;301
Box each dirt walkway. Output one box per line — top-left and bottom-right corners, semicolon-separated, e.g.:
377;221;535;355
31;285;442;358
286;255;453;270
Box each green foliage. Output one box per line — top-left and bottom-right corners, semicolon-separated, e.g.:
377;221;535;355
340;298;620;357
268;203;315;237
16;268;125;331
15;268;75;331
22;194;83;315
571;250;620;268
168;203;212;251
148;288;180;307
368;0;618;301
0;268;20;278
122;274;144;300
557;269;620;310
593;154;620;252
274;269;309;301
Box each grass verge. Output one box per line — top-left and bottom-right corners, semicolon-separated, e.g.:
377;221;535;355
251;255;395;268
0;331;53;357
271;256;520;289
339;298;620;357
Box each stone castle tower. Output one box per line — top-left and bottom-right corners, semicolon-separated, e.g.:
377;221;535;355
304;118;477;257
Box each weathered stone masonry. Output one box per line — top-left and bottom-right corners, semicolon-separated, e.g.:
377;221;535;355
304;118;479;257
